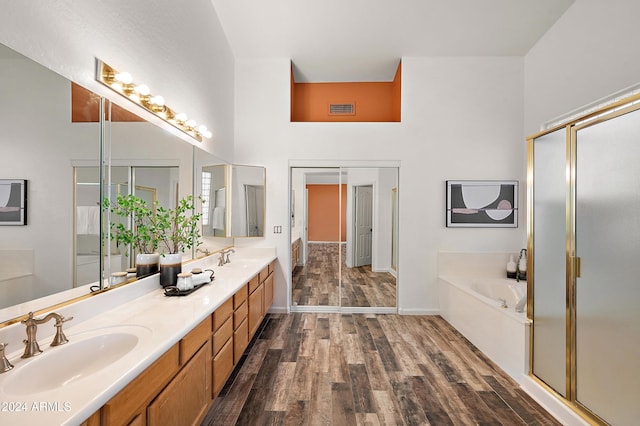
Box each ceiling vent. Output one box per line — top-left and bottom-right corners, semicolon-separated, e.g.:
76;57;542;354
329;103;355;115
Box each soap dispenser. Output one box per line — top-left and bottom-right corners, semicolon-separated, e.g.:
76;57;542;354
517;249;527;281
506;255;517;279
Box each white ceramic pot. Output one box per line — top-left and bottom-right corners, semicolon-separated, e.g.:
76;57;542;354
135;253;160;278
159;253;183;287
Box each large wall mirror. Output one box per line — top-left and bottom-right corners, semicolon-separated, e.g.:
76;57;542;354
0;44;101;320
290;165;398;311
0;42;232;325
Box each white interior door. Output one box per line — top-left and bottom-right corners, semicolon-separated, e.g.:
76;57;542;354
354;185;373;267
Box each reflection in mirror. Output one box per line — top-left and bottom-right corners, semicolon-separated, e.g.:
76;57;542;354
290;167;398;310
105;112;194;281
341;168;398;308
201;165;228;237
194;148;234;250
230;165;265;237
0;44;101;320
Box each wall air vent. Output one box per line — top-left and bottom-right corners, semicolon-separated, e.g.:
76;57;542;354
329;103;355;115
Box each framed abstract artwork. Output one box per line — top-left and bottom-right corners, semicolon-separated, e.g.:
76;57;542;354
446;180;517;227
0;179;28;225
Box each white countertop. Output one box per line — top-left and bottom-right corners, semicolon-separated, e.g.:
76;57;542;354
0;247;276;426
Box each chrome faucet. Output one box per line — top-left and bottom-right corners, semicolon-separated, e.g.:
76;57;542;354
21;312;74;358
217;248;235;266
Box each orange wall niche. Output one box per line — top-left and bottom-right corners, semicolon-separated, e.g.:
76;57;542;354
291;62;401;122
306;184;347;242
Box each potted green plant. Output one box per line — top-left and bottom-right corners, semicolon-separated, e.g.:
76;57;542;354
155;195;203;287
104;194;161;278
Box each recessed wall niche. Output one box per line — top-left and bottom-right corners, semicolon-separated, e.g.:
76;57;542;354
290;61;401;122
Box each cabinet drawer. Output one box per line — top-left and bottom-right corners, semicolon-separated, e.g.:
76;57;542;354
102;344;180;426
212;316;233;356
233;284;248;309
213;298;233;331
179;317;211;365
258;265;269;283
248;274;260;293
268;260;275;275
234;318;249;365
234;300;248;329
213;338;234;397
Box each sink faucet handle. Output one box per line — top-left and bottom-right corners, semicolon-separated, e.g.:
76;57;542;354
51;315;73;347
0;343;13;374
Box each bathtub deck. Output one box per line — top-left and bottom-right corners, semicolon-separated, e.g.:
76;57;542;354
204;313;560;425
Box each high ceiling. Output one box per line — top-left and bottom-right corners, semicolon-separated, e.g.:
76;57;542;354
211;0;574;82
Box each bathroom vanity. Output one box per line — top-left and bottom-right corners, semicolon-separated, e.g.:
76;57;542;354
0;248;276;426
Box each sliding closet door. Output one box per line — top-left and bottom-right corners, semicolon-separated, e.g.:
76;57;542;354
573;108;640;424
531;128;567;397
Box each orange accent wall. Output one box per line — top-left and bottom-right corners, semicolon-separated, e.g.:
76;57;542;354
71;82;145;122
307;184;347;242
291;62;401;122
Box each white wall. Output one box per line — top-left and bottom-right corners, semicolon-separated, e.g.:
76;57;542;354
524;0;640;135
233;57;526;314
0;0;235;161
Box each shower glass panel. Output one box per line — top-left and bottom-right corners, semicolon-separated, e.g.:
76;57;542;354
574;108;640;425
531;129;567;397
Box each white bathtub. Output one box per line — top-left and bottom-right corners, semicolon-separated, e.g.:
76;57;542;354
438;275;531;384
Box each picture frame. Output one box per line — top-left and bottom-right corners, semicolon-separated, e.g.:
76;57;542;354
446;180;517;228
0;179;28;225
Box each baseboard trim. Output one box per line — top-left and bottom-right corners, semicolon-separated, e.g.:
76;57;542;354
398;308;440;316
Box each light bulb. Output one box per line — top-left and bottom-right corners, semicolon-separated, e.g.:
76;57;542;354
175;113;188;122
134;84;150;96
198;125;208;134
115;72;133;84
203;130;213;139
185;119;196;128
150;95;165;106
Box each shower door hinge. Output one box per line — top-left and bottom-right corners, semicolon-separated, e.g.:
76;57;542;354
571;256;581;278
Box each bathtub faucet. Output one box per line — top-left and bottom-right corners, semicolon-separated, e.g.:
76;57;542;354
516;249;527;282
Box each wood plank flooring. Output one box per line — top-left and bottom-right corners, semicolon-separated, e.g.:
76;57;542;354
292;243;397;307
203;313;560;426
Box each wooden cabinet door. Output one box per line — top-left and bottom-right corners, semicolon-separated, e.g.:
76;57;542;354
248;284;264;339
147;342;212;426
263;273;274;314
212;338;233;397
233;317;249;364
102;344;180;426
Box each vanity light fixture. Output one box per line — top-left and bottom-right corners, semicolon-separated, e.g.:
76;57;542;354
96;60;213;142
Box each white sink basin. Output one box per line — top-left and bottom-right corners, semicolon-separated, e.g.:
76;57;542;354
2;325;150;395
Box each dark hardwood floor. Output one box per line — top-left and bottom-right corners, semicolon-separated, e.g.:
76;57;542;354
203;313;560;425
292;243;397;307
